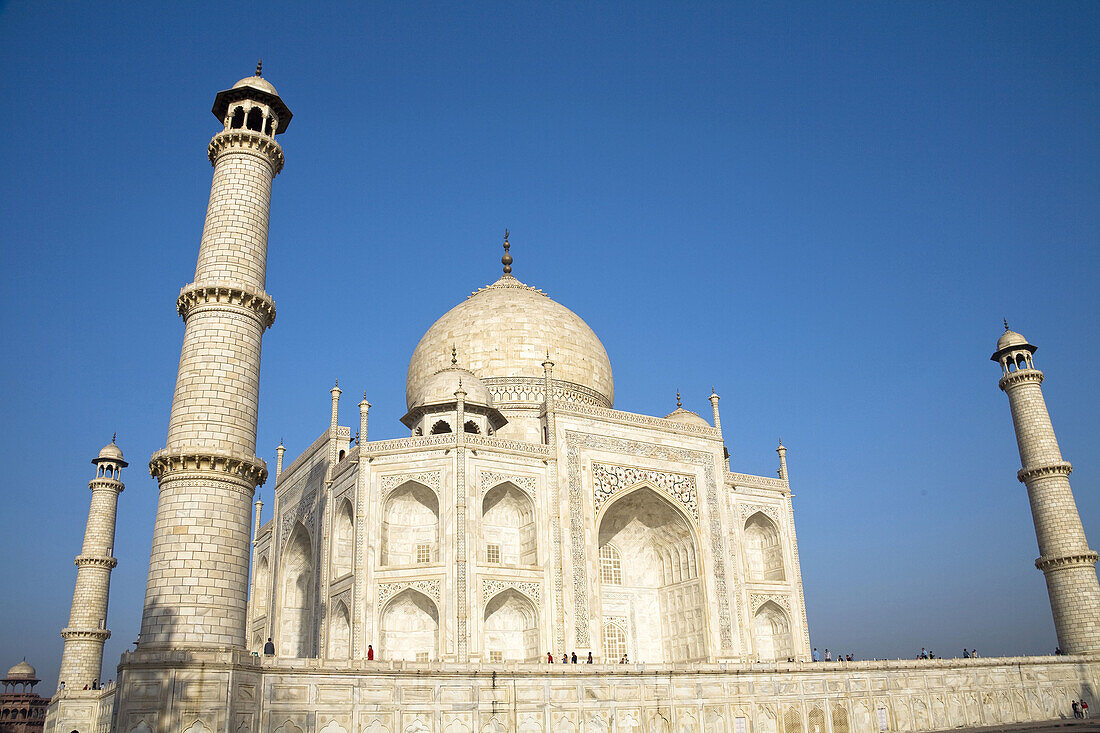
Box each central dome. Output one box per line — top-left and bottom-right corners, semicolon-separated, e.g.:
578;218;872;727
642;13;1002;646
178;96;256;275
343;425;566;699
407;275;613;409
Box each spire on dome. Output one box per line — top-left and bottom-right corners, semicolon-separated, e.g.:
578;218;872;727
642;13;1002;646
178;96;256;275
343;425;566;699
1004;317;1010;331
256;59;263;76
451;345;458;366
502;230;513;275
676;390;682;408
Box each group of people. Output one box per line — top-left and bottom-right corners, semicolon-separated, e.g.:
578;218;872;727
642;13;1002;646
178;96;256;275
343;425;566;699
546;651;596;663
812;648;855;662
1072;699;1089;718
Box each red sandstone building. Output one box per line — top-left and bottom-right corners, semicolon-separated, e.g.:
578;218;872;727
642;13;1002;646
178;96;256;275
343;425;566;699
0;662;48;733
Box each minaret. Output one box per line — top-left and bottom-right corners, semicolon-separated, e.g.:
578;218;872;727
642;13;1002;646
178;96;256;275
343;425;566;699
776;439;788;481
993;323;1100;653
142;66;291;649
58;440;126;690
275;439;286;480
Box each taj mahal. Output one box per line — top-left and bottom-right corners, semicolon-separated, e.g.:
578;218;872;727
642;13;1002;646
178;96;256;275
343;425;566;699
44;68;1100;733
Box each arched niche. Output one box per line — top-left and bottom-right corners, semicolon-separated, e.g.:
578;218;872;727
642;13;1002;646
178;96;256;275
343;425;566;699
278;522;314;657
379;588;439;662
482;482;536;565
381;481;439;566
752;601;793;661
328;601;350;660
483;589;539;662
332;499;354;577
254;555;271;617
596;485;706;663
743;512;785;581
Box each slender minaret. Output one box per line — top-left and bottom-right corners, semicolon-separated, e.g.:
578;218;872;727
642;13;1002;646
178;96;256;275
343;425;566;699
776;438;788;481
142;66;291;649
993;323;1100;653
58;440;126;690
275;439;286;480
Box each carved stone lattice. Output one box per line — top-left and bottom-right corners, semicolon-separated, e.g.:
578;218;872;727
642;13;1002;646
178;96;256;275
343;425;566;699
482;578;542;605
750;593;791;614
377;580;441;606
379;471;441;496
739;503;781;526
591;463;698;520
565;431;734;650
280;486;318;542
480;471;537;498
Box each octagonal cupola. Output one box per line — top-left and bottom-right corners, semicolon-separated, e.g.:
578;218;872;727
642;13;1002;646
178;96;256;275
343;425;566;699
991;319;1037;375
401;347;507;436
212;60;293;137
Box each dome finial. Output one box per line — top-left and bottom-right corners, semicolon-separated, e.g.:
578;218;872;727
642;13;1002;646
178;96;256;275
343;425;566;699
111;432;116;444
256;59;263;77
451;344;458;366
501;229;513;275
676;390;682;408
1004;317;1010;332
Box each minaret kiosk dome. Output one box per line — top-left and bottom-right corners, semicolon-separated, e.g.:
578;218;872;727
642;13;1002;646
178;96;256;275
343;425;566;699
407;273;614;410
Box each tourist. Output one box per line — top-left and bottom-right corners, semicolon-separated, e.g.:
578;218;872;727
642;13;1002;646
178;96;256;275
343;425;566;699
547;652;553;664
367;645;374;661
562;650;569;664
1072;700;1080;718
813;648;819;662
919;648;927;659
963;649;969;658
571;652;578;664
623;654;629;664
1082;700;1089;718
263;638;275;656
971;649;978;658
587;652;593;664
824;649;831;661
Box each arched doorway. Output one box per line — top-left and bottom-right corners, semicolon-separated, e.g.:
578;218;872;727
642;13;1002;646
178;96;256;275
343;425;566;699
278;523;314;657
483;589;539;662
753;601;793;661
381;482;439;566
596;486;706;662
744;513;785;581
328;601;351;659
380;588;439;661
332;499;354;577
254;555;270;618
482;482;537;565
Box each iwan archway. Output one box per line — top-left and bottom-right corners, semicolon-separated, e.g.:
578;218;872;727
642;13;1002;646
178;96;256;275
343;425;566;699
596;485;707;663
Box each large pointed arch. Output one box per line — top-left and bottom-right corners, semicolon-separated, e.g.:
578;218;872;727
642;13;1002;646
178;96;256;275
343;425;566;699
752;601;792;661
253;554;271;618
379;588;439;662
744;512;785;581
328;600;351;660
483;588;539;662
332;498;354;577
277;522;314;657
381;481;439;566
596;484;707;663
482;481;537;566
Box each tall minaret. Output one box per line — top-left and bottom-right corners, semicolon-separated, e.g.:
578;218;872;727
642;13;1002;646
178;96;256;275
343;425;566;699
58;440;126;690
142;65;291;649
993;323;1100;653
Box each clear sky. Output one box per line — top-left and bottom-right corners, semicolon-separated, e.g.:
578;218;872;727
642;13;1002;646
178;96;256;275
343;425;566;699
0;1;1097;688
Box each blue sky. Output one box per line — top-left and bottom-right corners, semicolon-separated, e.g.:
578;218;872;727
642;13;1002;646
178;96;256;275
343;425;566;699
0;2;1097;687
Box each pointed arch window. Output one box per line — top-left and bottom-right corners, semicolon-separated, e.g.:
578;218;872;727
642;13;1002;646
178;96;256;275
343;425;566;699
600;544;622;585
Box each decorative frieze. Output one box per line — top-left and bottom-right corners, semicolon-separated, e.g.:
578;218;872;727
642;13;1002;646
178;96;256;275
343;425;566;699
482;376;612;409
560;403;722;438
479;471;537;498
591;463;698;520
482;578;541;605
727;472;789;492
379;471;441;496
999;370;1044;391
74;555;118;569
377;579;441;606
